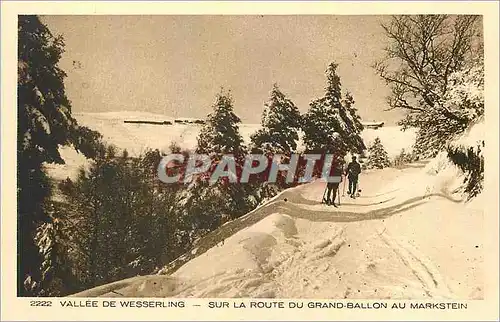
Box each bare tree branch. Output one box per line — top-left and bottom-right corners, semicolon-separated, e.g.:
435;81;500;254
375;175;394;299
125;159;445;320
375;14;481;126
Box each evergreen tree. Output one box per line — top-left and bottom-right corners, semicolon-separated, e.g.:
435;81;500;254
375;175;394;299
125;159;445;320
393;148;413;167
250;83;302;153
189;90;279;239
303;62;365;156
366;137;391;169
196;90;245;155
58;146;182;291
342;91;364;134
17;15;101;296
194;91;253;224
179;180;232;237
33;203;74;296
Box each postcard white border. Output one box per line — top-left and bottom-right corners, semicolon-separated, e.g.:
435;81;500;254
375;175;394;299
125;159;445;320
1;1;499;321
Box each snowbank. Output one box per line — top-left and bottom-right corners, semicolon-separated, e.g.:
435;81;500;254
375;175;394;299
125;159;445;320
449;117;484;153
169;157;481;299
52;112;483;299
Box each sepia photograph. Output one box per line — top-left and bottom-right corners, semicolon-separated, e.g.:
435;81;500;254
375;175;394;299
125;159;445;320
15;12;487;301
4;1;498;320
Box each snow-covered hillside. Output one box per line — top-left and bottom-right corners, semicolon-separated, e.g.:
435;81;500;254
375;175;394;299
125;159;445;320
45;112;259;181
70;152;482;299
75;111;260;155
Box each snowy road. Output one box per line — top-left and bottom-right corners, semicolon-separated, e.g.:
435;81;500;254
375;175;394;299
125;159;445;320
71;158;483;300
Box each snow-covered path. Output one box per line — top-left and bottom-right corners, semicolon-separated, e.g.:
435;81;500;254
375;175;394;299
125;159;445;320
71;159;483;300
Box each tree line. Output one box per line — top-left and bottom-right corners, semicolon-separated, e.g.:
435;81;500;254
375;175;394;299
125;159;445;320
17;14;484;296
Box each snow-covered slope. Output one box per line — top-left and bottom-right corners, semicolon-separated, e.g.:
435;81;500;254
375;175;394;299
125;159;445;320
65;113;482;299
70;150;482;299
41;111;482;299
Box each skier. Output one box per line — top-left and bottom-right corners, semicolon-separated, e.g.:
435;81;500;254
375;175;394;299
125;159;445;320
346;155;361;198
324;161;343;207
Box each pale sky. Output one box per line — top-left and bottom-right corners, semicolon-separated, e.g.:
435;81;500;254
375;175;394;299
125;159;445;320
41;15;405;124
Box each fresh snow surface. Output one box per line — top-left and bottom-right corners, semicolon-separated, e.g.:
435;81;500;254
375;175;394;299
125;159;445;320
71;112;417;158
44;144;91;182
71;155;482;300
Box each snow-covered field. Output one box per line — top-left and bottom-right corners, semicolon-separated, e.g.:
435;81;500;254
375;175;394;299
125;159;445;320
74;111;261;155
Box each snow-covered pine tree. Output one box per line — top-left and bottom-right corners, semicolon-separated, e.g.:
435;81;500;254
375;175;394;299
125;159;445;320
250;83;302;153
18;15;102;296
196;90;245;155
190;90;254;235
303;62;365;156
342;91;364;134
366;137;391;169
393;148;413;167
58;146;184;291
34;207;73;296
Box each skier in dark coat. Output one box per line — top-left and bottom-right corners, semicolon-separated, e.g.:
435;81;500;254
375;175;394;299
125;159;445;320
346;155;361;198
325;162;343;207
